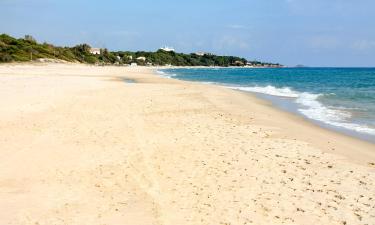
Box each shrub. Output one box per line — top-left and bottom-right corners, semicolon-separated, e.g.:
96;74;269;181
0;53;13;62
85;55;98;64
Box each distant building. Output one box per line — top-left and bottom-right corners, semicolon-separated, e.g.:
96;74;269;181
160;46;175;52
195;52;207;56
130;63;138;67
89;48;101;55
136;56;146;61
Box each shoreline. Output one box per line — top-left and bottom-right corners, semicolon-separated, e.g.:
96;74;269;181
153;70;375;165
157;67;375;145
241;91;375;144
1;63;375;225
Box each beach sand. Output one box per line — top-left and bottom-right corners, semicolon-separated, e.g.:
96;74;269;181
0;63;374;225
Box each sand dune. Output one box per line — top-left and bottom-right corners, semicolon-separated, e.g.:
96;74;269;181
0;64;374;225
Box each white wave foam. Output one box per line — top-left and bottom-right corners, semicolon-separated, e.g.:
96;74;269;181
156;70;176;78
229;85;299;98
228;85;375;136
296;93;375;135
156;70;166;75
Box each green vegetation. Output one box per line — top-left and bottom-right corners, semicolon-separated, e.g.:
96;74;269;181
114;50;252;67
0;34;282;67
0;34;115;64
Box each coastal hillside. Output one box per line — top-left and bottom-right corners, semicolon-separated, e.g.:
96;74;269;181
0;34;281;67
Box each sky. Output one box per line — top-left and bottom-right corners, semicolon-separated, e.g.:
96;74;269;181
1;0;375;67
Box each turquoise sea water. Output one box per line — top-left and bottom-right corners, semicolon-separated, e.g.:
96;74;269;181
158;68;375;142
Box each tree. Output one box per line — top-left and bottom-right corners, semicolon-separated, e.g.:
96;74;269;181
74;44;91;54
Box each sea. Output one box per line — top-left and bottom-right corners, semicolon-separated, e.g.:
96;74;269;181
157;67;375;143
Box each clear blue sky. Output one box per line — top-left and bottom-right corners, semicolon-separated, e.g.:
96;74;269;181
1;0;375;66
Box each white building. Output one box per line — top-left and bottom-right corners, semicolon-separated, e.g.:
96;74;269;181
136;56;146;61
195;52;206;56
89;48;101;55
160;46;175;52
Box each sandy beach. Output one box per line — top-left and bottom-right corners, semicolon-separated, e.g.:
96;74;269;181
0;63;374;225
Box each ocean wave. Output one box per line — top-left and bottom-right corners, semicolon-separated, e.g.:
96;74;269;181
296;93;375;135
228;85;375;136
156;70;176;78
229;85;299;98
201;81;216;85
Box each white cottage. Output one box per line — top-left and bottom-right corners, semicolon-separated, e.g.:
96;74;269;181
136;56;146;61
89;48;101;55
